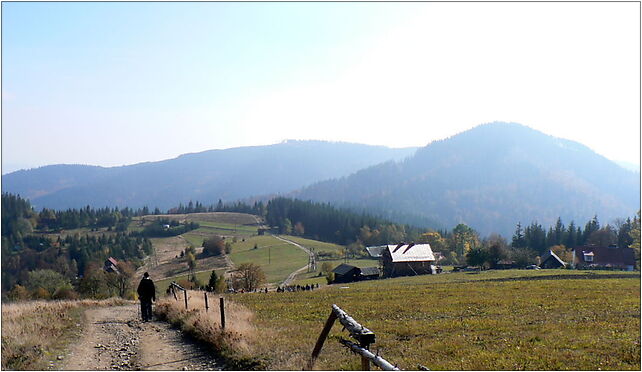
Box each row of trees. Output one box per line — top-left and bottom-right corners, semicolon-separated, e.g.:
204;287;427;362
167;199;267;216
138;218;200;237
511;215;637;255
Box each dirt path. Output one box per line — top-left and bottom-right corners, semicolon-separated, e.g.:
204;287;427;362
273;235;314;286
61;304;221;371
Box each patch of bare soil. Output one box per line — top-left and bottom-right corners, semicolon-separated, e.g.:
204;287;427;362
61;304;221;371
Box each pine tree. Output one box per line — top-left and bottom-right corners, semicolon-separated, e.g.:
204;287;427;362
511;222;526;248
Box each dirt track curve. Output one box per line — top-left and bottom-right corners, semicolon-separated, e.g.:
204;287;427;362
61;304;221;371
272;235;314;286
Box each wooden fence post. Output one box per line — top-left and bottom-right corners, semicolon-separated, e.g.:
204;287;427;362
309;310;338;369
184;289;188;310
204;292;209;312
361;356;370;371
219;297;226;329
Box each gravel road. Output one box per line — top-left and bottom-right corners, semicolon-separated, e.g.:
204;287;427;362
61;304;221;371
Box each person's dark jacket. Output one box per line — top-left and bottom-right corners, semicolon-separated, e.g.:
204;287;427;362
137;277;156;301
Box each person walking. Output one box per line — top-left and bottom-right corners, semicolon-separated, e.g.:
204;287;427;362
137;272;156;322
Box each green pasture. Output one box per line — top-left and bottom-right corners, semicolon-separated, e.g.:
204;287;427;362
182;233;204;248
233;269;640;370
228;235;309;284
196;220;257;234
279;235;345;256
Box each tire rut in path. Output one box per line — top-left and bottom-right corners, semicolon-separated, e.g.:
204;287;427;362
62;304;221;371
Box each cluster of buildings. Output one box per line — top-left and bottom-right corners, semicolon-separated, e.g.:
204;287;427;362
330;243;636;283
331;243;438;283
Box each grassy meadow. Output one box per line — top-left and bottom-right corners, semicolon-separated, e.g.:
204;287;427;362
228;235;309;284
231;269;640;370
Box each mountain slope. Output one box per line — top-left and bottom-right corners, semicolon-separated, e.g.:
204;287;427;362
2;141;417;210
293;122;640;236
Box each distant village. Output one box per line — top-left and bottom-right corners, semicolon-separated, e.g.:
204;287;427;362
329;243;636;284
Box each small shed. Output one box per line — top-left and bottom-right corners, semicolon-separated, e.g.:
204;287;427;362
359;267;380;280
540;249;566;269
332;264;361;283
382;243;435;278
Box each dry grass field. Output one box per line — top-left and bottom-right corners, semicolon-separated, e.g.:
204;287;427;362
231;269;640;370
1;298;129;370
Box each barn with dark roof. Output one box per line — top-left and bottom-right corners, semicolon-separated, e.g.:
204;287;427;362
540;249;566;269
332;264;361;283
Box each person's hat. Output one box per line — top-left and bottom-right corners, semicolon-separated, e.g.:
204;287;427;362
144;272;150;278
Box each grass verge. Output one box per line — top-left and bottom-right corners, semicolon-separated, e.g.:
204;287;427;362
1;298;129;370
154;291;265;370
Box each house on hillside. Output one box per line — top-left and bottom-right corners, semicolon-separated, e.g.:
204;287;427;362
382;243;435;277
104;257;120;274
572;245;635;271
540;249;566;269
332;264;361;283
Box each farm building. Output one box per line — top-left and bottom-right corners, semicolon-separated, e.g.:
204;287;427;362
382;243;435;277
359;267;380;280
540;249;566;269
495;259;518;269
365;245;387;258
332;264;361;283
572;245;635;271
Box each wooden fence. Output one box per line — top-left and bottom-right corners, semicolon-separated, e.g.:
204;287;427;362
168;281;226;329
310;304;404;371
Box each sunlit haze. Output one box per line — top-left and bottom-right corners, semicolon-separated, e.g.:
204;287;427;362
2;2;640;173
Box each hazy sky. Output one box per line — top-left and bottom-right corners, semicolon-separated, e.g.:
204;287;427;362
2;2;640;173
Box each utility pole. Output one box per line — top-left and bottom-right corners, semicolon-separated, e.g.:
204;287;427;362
269;245;271;265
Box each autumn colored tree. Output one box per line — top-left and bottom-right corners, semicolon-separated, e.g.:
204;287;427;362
105;261;135;298
233;263;266;292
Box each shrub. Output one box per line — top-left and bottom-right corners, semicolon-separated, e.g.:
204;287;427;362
26;269;72;296
203;235;225;256
7;285;30;301
52;288;79;300
31;287;50;300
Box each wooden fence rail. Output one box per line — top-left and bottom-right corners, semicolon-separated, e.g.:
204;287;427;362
339;339;400;371
168;282;226;329
310;304;404;371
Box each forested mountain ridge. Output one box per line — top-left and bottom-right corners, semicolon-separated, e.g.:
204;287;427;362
293;122;640;236
2;141;417;210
